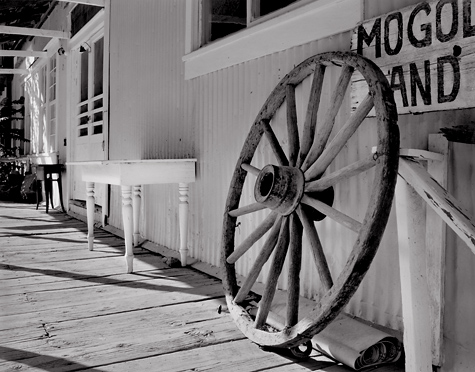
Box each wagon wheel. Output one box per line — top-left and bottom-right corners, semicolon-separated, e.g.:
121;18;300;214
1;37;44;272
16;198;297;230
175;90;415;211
221;51;400;350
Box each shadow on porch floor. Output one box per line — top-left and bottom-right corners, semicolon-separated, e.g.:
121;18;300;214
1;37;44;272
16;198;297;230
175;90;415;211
0;201;404;371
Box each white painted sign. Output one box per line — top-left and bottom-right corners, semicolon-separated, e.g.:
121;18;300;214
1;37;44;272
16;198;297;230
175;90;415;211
351;0;475;115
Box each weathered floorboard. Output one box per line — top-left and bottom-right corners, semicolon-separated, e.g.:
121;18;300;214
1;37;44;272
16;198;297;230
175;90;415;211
0;202;404;371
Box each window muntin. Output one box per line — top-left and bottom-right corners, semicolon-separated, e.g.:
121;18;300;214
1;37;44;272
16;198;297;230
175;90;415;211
77;34;104;139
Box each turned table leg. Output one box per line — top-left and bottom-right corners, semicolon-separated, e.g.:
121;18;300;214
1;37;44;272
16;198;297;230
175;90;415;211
178;183;189;266
122;186;134;273
57;173;66;213
86;182;95;251
133;186;141;247
45;176;52;213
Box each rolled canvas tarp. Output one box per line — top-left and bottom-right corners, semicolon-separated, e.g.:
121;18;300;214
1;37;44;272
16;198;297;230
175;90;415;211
312;313;403;370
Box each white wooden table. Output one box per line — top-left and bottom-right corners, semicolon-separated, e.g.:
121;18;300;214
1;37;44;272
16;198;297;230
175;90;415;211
68;159;196;273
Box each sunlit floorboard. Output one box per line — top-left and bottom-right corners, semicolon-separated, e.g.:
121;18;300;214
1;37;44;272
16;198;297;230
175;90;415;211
0;201;404;371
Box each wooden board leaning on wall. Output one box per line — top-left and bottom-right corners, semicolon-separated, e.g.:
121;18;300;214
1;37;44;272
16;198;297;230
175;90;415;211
351;0;475;115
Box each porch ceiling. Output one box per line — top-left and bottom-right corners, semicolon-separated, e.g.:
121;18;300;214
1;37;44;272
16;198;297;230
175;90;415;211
0;0;55;49
0;0;55;93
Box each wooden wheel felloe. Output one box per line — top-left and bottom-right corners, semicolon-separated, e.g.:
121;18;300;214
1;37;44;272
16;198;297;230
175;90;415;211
221;51;400;350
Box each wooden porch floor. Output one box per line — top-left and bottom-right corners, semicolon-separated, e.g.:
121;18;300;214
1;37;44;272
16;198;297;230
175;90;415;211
0;202;405;372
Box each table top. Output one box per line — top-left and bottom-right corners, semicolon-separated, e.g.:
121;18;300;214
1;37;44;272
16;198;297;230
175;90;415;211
67;159;197;186
67;159;196;166
35;163;63;169
34;164;64;178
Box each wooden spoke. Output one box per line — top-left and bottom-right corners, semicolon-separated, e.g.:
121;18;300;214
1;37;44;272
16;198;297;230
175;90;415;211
296;206;333;291
301;65;354;172
227;211;279;264
297;63;326;168
241;163;261;176
255;217;291;329
305;93;374;181
286;213;303;327
305;154;377;193
262;119;289;166
229;202;267;217
286;84;299;167
301;194;362;233
234;217;284;304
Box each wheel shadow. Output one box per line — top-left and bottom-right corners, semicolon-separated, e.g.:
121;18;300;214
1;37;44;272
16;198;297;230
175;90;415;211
0;345;106;372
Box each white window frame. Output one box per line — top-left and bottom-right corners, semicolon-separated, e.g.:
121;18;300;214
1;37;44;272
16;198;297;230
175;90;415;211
39;64;47;154
48;53;58;153
183;0;363;80
76;30;105;142
27;62;48;155
22;38;61;159
68;8;106;147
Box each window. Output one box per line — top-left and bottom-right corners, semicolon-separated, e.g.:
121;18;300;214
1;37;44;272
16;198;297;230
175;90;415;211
48;55;57;153
184;0;360;79
203;0;301;43
255;0;300;18
204;0;246;42
71;4;102;37
77;34;104;138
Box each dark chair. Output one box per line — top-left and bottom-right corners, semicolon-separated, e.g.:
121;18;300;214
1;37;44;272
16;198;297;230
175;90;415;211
34;164;65;213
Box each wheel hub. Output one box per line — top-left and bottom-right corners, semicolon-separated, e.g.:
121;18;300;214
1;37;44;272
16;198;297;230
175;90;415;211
254;164;304;216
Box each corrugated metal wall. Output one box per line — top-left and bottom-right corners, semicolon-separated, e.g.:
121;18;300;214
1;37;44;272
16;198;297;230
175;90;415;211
106;3;475;355
445;141;475;370
187;36;406;331
107;0;404;332
109;0;193;161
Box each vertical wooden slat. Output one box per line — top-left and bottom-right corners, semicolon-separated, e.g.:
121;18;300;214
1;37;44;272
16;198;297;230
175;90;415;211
426;134;449;367
395;175;432;372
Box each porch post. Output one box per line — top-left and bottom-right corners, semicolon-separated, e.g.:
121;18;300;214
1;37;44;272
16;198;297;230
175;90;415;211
426;135;449;366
